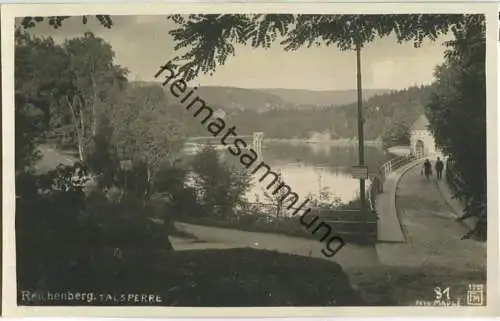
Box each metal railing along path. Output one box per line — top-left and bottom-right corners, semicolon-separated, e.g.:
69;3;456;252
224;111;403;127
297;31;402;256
366;152;426;212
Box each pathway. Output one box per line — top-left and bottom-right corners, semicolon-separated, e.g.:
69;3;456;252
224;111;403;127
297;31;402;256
173;222;380;269
375;159;421;243
376;159;486;269
171;161;486;305
37;144;485;272
32;145;488;305
434;163;477;231
36;144;380;268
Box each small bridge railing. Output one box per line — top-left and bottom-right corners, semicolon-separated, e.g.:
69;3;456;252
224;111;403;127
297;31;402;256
242;203;379;244
366;153;422;213
187;135;255;142
316;209;378;244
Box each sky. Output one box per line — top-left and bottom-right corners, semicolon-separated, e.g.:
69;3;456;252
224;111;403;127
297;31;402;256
19;15;453;91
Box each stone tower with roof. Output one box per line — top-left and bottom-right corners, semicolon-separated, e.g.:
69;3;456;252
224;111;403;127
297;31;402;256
409;114;437;157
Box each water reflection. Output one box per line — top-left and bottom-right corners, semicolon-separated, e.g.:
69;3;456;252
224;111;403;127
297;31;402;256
218;142;392;204
247;163;361;204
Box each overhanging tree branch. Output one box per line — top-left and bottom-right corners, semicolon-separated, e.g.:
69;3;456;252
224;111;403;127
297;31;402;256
165;14;471;81
25;14;473;82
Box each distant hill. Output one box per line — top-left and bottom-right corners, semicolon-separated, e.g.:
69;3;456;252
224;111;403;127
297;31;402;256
134;81;393;111
222;85;435;141
261;88;393;108
194;86;284;111
132;81;433;140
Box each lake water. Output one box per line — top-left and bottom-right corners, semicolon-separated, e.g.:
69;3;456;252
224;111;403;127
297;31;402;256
209;142;394;205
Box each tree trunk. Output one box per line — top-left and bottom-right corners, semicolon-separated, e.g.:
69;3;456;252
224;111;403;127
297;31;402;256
66;95;85;161
78;114;85;161
90;68;98;137
77;140;84;162
145;166;152;202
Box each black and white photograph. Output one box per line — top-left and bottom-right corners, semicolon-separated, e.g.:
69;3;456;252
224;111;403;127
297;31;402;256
2;2;498;317
0;12;3;316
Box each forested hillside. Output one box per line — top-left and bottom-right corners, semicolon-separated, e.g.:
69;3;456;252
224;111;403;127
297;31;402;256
137;81;391;111
18;29;432;152
261;88;392;108
176;85;434;141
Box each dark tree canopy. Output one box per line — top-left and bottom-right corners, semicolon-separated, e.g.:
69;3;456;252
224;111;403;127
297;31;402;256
425;14;486;240
20;15;113;29
15;29;128;170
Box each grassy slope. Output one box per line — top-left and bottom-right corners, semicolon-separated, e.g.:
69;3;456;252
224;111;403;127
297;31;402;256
20;248;363;307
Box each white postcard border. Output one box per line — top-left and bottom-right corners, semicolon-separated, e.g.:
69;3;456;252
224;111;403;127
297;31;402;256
2;2;499;317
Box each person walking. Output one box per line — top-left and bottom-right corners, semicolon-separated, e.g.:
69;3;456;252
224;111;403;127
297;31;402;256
422;158;432;180
435;157;444;180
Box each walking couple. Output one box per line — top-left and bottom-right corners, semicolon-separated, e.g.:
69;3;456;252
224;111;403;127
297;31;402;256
422;157;444;180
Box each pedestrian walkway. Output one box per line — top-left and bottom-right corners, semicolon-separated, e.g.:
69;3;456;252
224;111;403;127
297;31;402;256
173;222;381;269
434;164;477;231
376;159;422;242
376;163;486;269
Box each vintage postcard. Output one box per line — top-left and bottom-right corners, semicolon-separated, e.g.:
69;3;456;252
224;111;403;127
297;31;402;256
2;2;499;318
0;11;2;317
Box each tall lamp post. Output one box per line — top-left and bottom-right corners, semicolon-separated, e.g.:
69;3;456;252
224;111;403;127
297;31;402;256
355;41;366;214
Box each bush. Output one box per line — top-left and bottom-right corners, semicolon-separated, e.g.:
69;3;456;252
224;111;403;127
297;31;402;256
19;248;363;306
16;164;174;292
152;162;205;220
381;121;411;149
190;146;251;220
154;163;187;194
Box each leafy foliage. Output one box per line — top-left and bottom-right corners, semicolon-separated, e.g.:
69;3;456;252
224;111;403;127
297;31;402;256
15;103;43;172
15;30;68;171
425;15;486;240
190;146;252;220
14;27;188;294
166;14;468;81
15;28;186;199
381;121;411;148
25;14;468;82
15;30;128;163
261;170;288;217
153;162;202;220
60;32;128;160
110;85;184;166
20;15;113;30
104;84;186;199
16;164;174;291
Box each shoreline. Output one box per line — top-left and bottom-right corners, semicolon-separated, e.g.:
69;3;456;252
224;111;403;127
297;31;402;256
249;138;382;147
182;138;384;154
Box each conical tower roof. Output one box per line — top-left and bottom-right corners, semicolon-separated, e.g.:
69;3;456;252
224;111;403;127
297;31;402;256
411;114;430;131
